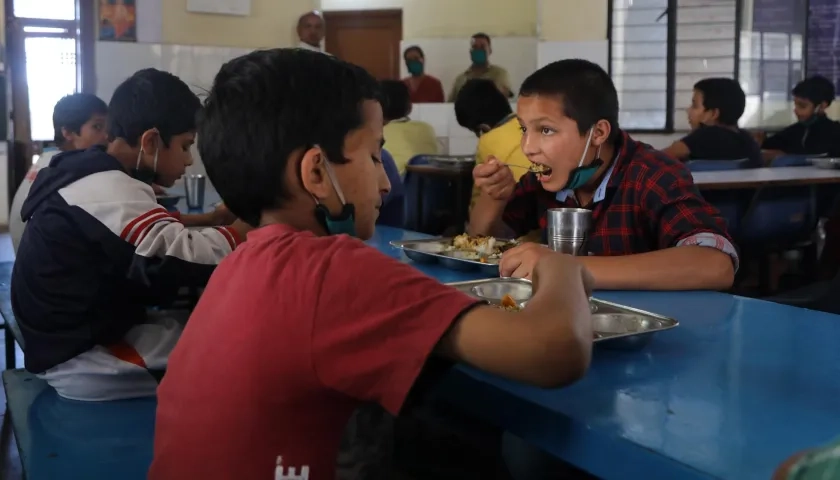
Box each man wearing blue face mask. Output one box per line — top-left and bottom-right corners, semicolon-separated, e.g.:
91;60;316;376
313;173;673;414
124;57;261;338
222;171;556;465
448;33;512;102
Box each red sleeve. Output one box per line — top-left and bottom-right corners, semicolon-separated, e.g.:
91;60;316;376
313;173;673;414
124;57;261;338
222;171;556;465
311;237;480;415
637;158;734;248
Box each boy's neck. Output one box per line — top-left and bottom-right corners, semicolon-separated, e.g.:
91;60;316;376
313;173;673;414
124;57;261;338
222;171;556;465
260;202;328;236
106;140;140;173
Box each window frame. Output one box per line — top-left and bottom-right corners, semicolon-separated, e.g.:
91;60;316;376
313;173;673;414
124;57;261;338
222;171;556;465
607;0;765;134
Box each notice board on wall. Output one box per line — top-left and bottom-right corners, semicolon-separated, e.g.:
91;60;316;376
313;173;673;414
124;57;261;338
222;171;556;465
186;0;251;16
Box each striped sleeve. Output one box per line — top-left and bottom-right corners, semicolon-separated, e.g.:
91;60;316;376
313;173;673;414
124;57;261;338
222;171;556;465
58;170;237;294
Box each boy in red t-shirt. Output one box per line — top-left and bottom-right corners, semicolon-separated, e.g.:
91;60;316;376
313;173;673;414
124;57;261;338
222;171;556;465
149;49;595;480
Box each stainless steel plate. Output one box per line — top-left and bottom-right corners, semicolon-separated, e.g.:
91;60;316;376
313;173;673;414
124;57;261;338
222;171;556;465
810;157;840;169
446;278;678;350
391;237;509;273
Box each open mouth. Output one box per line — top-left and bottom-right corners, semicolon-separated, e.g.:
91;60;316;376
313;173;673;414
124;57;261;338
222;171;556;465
529;162;553;179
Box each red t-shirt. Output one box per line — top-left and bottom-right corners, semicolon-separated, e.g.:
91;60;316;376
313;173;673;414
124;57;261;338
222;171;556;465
148;224;478;480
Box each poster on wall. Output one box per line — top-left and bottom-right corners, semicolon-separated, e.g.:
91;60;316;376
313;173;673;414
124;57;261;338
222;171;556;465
99;0;137;42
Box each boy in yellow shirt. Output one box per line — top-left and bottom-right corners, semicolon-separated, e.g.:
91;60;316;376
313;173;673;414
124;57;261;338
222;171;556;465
454;78;531;206
381;80;439;174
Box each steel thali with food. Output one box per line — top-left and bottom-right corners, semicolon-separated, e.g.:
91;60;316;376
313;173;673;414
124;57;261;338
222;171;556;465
447;278;679;350
390;235;518;274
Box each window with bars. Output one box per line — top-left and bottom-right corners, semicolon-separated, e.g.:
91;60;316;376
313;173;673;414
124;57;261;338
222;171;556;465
610;0;806;132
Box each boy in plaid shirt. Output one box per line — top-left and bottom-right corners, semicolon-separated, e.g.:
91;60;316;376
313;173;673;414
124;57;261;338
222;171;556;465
469;59;738;290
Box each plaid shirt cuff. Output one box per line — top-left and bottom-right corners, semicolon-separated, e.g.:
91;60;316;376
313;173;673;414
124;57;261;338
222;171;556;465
676;233;740;273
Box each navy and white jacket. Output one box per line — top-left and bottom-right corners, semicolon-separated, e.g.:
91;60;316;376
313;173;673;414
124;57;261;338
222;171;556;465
11;146;238;400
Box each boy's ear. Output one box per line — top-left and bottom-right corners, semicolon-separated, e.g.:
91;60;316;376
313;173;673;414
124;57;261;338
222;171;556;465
300;147;332;201
60;127;74;144
139;128;160;154
592;119;612;147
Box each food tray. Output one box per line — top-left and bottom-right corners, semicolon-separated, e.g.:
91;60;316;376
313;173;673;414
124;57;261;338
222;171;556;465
391;237;514;274
424;155;476;169
809;157;840;170
446;278;679;350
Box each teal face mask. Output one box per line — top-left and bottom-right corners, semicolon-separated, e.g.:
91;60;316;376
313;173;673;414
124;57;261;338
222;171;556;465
800;104;823;126
313;156;357;237
406;60;424;76
470;49;488;65
562;128;604;191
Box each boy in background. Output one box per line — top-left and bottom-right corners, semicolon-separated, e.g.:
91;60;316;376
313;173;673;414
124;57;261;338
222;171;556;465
470;59;737;291
150;49;595;480
10;93;108;253
763;75;840;158
381;80;439;174
662;77;763;168
11;69;249;402
455;78;531;207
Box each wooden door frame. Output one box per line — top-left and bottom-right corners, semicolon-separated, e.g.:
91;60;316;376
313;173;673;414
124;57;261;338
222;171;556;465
323;9;403;79
5;0;96;205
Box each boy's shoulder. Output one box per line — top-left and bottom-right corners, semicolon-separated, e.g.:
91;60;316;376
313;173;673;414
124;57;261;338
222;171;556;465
622;134;689;177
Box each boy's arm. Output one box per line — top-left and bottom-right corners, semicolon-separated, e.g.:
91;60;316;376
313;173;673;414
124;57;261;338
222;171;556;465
311;239;593;416
761;124;798;152
580;163;736;291
468;166;539;238
67;173;242;298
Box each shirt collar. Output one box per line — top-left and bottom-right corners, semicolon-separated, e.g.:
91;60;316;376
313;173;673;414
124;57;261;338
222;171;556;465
554;130;629;203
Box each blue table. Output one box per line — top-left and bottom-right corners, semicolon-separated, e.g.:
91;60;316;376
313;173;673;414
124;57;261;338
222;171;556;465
370;226;840;480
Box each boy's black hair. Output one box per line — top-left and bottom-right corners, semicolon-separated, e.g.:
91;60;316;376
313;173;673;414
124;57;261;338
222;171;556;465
471;33;491;45
52;93;108;144
107;68;201;147
454;78;511;133
693;77;746;126
792;75;836;107
198;48;382;227
380;80;410;121
403;45;424;60
519;59;620;141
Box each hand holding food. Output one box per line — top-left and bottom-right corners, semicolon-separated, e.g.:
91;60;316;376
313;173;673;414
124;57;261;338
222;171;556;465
473;157;516;202
499;242;554;279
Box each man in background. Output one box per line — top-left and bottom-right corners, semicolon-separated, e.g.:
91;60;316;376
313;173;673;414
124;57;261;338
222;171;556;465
296;11;329;55
448;33;512;101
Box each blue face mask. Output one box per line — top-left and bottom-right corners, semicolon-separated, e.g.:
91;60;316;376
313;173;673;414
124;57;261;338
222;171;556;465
563;128;604;190
470;49;488;65
313;156;358;237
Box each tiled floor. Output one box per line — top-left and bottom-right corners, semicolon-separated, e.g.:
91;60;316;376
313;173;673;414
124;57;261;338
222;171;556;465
0;232;24;480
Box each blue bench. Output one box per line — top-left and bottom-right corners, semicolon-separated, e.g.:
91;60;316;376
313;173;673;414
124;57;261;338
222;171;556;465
2;369;157;480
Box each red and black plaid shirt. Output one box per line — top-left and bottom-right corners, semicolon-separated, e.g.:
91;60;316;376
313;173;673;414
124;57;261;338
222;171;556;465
502;131;737;259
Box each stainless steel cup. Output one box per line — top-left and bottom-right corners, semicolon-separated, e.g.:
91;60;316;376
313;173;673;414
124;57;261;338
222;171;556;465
546;207;592;255
184;174;206;210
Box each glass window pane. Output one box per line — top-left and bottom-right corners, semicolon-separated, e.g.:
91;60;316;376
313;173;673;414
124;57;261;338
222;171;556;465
14;0;75;20
25;37;78;141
